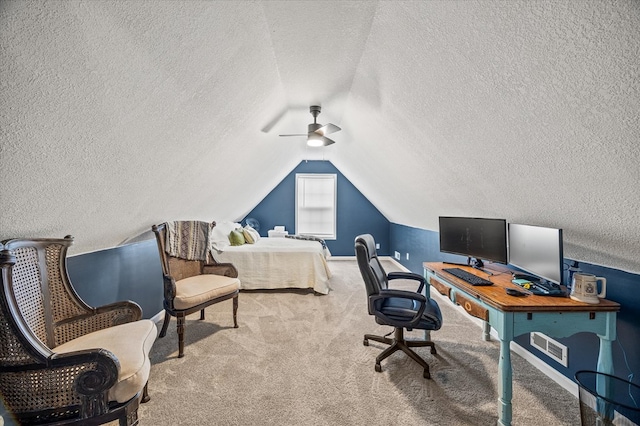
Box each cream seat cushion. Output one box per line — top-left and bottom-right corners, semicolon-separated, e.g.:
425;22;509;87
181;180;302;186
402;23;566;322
55;319;157;403
174;274;240;310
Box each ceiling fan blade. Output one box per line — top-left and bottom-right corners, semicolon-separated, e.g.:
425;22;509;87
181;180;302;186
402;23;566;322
279;133;307;137
321;136;336;146
261;109;288;133
315;123;341;136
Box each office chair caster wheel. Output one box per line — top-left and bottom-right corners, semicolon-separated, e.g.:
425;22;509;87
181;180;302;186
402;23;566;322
375;363;382;373
423;369;431;379
363;339;369;346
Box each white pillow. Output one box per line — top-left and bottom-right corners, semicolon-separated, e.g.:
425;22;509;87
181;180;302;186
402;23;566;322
210;221;242;251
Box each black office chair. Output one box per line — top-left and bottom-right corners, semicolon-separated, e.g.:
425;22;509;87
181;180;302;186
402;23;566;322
355;234;443;379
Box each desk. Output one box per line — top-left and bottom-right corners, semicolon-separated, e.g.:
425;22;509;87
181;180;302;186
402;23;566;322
423;262;619;426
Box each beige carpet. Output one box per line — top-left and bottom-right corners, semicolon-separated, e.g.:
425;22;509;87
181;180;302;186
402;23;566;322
138;259;580;425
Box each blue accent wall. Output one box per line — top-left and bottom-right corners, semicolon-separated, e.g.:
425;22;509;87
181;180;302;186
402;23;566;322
67;238;163;319
390;222;640;417
242;161;390;256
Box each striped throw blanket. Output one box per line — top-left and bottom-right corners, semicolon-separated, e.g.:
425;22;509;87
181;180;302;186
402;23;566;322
285;234;327;249
165;221;210;261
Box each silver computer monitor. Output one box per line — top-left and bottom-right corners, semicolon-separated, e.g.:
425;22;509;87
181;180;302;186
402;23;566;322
508;223;564;285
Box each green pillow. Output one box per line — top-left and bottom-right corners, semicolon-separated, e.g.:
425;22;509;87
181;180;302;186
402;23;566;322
229;229;246;246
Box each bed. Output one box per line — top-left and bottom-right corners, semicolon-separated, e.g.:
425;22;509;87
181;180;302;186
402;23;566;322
209;222;332;294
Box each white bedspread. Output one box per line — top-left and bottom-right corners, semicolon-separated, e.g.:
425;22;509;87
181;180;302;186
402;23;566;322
211;238;332;294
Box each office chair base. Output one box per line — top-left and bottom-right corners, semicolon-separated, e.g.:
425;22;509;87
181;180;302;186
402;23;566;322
364;328;436;379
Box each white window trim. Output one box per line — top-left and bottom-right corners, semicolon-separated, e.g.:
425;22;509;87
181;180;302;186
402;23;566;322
295;173;337;240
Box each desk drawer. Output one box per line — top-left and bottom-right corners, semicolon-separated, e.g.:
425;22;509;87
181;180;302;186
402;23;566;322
429;276;451;298
455;292;489;321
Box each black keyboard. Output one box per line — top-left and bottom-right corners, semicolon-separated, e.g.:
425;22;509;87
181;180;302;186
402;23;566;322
443;268;493;286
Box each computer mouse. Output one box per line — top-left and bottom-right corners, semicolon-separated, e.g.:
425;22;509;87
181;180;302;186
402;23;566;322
505;288;528;297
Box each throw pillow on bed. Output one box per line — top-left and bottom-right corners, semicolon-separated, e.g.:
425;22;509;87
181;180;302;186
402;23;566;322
229;229;245;246
211;221;241;251
244;225;260;242
242;228;255;244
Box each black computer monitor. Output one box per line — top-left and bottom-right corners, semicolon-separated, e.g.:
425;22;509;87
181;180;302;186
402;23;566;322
438;216;508;267
508;223;564;285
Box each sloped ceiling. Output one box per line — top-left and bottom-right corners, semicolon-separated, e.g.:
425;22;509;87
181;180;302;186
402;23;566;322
1;1;639;274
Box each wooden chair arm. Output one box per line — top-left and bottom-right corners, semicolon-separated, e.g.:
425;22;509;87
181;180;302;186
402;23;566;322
50;347;120;384
202;262;238;278
162;273;177;308
2;349;119;422
54;301;143;345
94;300;143;322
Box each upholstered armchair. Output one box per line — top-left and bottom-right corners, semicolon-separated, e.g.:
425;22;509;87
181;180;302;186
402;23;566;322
151;221;240;358
0;236;157;425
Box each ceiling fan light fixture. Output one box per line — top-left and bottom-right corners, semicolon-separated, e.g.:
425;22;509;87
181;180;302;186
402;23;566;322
307;133;324;147
279;105;340;147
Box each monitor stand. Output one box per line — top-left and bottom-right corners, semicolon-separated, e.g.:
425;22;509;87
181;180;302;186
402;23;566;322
469;258;493;276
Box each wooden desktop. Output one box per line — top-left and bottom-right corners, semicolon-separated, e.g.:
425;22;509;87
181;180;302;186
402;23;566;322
423;261;620;426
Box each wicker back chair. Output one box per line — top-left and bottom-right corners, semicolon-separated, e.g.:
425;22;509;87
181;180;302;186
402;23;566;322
0;236;157;425
151;222;240;358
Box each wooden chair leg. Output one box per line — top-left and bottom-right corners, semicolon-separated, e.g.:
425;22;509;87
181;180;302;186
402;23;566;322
177;314;185;358
159;311;171;338
141;382;150;403
232;296;239;328
120;398;139;426
119;412;132;426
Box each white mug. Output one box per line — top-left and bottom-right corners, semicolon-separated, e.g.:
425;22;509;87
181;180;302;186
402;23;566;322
570;273;606;304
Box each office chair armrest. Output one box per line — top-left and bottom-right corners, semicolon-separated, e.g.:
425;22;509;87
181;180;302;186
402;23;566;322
371;289;427;328
387;271;426;293
377;289;427;305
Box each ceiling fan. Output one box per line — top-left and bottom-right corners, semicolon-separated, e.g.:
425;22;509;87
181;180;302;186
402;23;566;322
279;105;341;146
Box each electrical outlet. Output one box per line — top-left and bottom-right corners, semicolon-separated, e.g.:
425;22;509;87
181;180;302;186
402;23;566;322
376;243;380;250
394;251;401;260
406;253;409;260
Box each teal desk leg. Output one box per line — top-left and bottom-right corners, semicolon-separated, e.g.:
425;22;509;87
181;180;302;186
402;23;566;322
595;312;617;422
483;321;491;341
497;337;513;426
495;311;514;426
596;311;616;376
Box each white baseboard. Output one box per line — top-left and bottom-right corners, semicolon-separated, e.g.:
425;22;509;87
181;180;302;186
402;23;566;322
329;256;400;262
151;310;165;325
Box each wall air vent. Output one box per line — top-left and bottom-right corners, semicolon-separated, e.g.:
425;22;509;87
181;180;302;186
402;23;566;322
530;332;568;367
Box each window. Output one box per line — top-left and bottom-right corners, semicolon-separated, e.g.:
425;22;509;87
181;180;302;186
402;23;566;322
296;173;337;239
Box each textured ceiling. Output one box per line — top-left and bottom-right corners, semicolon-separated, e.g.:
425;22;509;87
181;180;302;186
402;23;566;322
1;1;639;274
